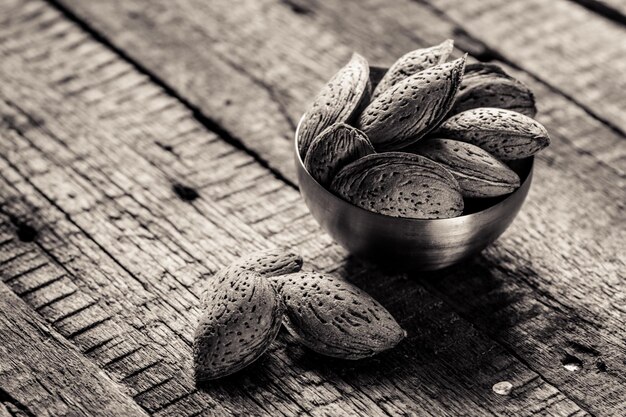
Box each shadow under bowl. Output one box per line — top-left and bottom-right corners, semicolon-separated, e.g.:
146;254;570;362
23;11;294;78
295;119;533;271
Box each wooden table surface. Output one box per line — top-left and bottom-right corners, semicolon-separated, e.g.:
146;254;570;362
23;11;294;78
0;0;624;415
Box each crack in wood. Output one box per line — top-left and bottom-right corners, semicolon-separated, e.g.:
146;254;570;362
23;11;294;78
43;0;299;190
215;51;298;133
568;0;626;26
2;263;47;284
0;285;150;417
17;273;66;297
0;389;36;417
34;289;77;311
279;0;313;16
65;315;114;339
412;0;626;139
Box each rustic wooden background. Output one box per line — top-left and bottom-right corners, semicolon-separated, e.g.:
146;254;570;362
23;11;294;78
0;0;624;415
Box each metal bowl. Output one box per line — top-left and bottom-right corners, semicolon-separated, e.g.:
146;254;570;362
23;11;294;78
295;118;533;271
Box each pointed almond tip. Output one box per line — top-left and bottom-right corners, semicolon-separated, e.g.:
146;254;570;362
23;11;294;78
533;120;551;149
351;52;368;65
193;365;215;383
316;121;354;139
442;38;454;49
537;133;551;149
449;54;467;67
457;54;468;72
385;327;407;347
334;121;353;130
193;372;205;384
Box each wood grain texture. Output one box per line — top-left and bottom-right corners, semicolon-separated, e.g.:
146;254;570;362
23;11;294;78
0;284;149;417
51;0;392;184
423;0;626;134
44;0;626;414
0;1;597;415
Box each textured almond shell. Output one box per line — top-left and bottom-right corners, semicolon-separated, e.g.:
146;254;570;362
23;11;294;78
226;249;303;279
357;56;466;151
271;272;406;360
330;152;464;219
303;123;375;187
410;138;521;198
372;39;454;99
194;268;283;381
201;249;303;307
298;53;370;158
450;63;537;117
436;107;550;160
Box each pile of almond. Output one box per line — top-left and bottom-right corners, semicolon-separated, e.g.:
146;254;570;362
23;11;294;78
299;40;550;219
194;250;405;381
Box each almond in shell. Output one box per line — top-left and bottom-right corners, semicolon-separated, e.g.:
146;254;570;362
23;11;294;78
298;53;370;158
330;152;464;219
450;63;537;117
194;268;283;381
357;56;466;151
372;39;454;99
304;123;375;187
227;248;303;279
270;272;406;360
436;107;550;160
202;249;303;307
410;138;521;198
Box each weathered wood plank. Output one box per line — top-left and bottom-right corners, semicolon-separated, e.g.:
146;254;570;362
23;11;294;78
0;1;594;415
40;1;626;414
6;0;624;410
0;125;285;416
0;284;149;417
42;0;299;182
0;113;586;416
48;0;361;183
422;0;626;134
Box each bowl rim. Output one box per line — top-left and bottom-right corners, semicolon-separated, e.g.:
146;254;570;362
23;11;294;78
294;116;534;225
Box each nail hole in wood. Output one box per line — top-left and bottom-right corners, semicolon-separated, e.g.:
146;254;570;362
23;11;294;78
16;223;38;242
173;183;199;202
561;354;582;372
281;0;311;15
155;141;174;153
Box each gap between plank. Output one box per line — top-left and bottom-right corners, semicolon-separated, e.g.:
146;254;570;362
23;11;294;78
0;387;37;417
567;0;626;26
412;0;626;140
44;0;298;190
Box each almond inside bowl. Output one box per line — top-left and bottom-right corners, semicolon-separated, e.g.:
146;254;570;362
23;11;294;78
294;113;533;271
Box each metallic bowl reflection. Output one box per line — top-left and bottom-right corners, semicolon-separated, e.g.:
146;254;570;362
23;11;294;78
295;116;533;271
